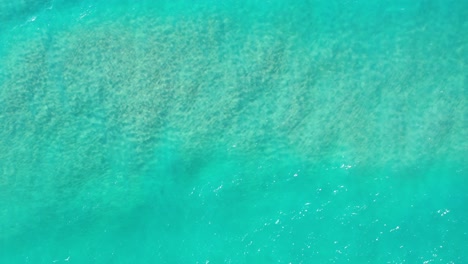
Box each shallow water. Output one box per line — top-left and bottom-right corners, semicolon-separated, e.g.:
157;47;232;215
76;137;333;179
0;0;467;263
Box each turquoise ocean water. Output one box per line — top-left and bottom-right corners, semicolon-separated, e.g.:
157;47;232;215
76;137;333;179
0;0;466;263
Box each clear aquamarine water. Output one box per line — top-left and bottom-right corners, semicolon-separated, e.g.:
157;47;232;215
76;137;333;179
0;0;466;263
